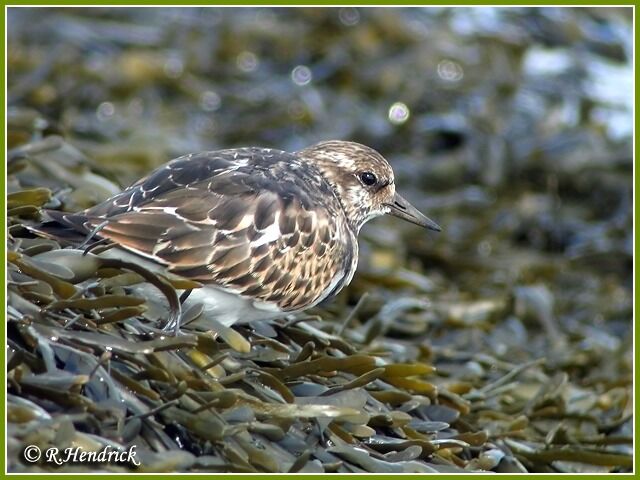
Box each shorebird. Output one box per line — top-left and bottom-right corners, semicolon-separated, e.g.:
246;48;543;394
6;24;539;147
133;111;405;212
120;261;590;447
39;141;440;343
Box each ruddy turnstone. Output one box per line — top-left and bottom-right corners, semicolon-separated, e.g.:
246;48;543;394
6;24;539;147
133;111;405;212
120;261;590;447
40;140;440;335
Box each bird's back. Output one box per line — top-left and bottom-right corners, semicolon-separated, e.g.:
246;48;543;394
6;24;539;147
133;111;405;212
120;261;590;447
51;148;358;312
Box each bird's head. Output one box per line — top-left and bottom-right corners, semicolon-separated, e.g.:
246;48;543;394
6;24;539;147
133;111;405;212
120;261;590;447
299;140;441;233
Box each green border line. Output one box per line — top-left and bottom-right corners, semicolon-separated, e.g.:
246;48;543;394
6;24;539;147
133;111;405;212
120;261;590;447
2;2;6;478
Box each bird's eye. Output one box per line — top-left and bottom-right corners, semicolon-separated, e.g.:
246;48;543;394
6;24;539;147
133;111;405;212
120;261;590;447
359;171;378;187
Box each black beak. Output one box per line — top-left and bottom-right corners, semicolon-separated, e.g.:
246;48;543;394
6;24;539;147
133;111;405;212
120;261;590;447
386;192;441;231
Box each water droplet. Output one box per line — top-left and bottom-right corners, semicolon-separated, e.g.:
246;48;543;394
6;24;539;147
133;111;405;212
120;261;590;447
237;51;258;73
164;56;184;79
96;102;115;120
339;7;360;26
477;240;492;257
388;102;410;125
291;65;312;86
200;91;221;111
437;59;464;82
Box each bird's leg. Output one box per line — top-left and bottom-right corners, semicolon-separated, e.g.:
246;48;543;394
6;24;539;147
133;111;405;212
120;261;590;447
179;289;193;304
77;220;109;251
82;237;113;256
98;257;182;335
337;291;370;336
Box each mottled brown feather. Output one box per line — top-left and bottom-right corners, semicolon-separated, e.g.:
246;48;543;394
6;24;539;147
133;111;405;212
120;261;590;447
60;148;358;311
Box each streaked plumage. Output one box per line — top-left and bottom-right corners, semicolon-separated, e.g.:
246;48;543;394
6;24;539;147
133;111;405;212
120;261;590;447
41;140;440;328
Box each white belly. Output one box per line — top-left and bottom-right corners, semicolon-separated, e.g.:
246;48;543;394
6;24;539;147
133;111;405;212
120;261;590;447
98;248;285;328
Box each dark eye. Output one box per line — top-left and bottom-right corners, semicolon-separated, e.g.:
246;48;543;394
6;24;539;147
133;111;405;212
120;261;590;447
359;171;378;186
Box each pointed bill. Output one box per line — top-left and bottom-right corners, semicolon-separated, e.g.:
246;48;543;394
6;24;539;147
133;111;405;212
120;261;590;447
386;192;441;231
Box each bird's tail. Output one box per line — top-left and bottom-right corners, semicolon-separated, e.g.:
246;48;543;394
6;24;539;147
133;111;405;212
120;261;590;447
25;210;93;246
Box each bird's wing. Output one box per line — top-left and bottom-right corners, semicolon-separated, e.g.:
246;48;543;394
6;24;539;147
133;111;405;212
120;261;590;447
64;150;355;311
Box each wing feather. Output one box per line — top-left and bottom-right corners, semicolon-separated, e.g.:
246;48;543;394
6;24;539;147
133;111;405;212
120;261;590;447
63;149;356;311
